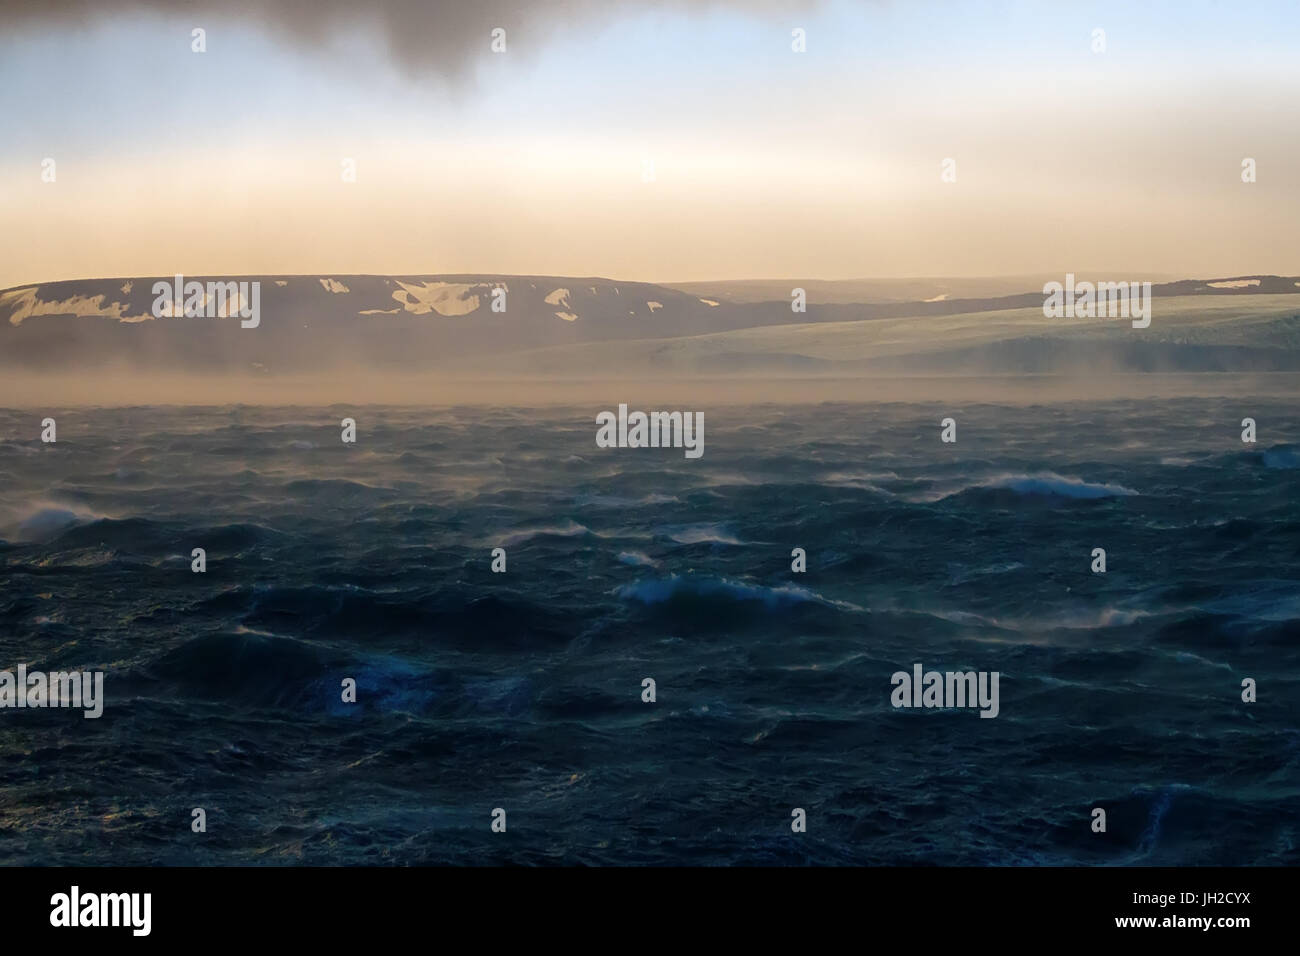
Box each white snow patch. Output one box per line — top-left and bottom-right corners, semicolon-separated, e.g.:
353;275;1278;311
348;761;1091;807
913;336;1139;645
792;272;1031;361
555;311;579;322
1207;279;1260;289
320;278;350;294
1;286;152;325
699;298;719;307
544;288;571;307
391;281;482;316
647;301;663;312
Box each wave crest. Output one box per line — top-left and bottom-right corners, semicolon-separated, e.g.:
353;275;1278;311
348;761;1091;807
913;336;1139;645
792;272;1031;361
943;472;1138;500
617;574;860;612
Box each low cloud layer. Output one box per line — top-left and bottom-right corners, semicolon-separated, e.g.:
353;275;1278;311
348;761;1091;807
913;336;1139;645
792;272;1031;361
0;0;818;76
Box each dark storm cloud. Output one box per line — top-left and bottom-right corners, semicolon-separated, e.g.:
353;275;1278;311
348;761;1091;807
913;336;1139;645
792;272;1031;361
0;0;821;75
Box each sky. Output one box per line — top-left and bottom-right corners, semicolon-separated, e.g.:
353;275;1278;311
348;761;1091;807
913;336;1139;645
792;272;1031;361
1;0;1297;289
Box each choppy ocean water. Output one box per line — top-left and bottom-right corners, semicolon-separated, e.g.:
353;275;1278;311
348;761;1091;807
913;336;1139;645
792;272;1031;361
0;400;1297;865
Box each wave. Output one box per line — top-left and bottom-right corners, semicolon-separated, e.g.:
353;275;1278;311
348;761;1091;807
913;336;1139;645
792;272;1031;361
147;631;451;715
663;524;746;546
199;585;576;649
496;520;592;547
946;561;1026;585
617;550;658;567
820;470;899;492
617;574;861;612
1201;586;1300;623
574;492;680;508
919;603;1156;632
148;630;341;706
940;472;1139;501
1;501;109;542
1130;784;1197;860
283;477;392;498
1261;444;1300;469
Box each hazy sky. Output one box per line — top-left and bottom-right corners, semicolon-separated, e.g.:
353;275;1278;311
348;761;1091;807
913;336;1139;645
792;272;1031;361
1;0;1297;288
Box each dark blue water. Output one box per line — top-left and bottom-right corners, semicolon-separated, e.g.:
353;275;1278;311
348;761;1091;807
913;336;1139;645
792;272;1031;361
1;401;1297;865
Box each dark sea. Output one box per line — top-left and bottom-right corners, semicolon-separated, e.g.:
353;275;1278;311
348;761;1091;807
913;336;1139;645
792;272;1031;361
1;400;1297;865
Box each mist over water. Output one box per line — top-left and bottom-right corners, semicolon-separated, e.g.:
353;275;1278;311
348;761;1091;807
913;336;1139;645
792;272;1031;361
1;400;1296;864
5;369;1300;410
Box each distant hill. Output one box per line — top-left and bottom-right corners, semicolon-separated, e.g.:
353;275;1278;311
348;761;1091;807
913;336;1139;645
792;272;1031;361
2;273;1298;377
496;295;1300;378
662;274;1197;304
